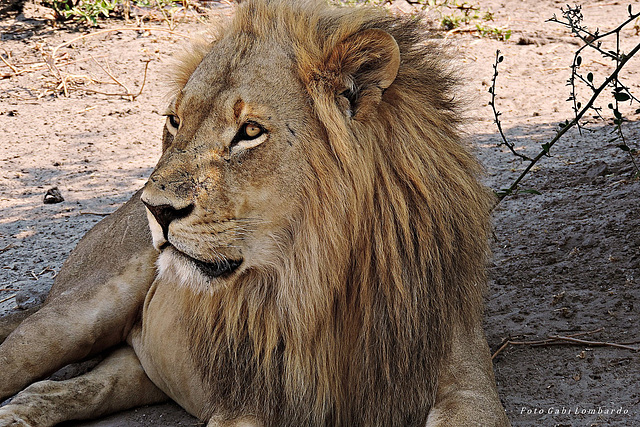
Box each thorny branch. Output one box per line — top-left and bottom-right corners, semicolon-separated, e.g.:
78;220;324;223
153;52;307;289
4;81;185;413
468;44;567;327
549;5;640;133
493;5;640;202
488;50;532;162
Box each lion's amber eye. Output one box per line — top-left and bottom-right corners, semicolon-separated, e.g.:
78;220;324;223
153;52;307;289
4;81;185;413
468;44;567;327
229;121;267;155
241;123;263;140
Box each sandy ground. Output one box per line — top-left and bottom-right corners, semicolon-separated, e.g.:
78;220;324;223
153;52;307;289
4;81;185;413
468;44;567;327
1;0;639;425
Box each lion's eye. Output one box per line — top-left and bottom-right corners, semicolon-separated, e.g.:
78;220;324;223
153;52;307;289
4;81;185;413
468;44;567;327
167;114;180;129
164;114;181;137
239;122;264;140
228;122;268;156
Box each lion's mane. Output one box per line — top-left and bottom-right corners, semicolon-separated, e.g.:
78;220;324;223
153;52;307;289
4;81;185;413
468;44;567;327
170;1;492;425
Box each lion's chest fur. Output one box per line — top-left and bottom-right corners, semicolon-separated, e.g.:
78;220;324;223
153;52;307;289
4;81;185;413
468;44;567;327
128;271;437;426
132;276;294;424
131;275;299;424
129;278;211;419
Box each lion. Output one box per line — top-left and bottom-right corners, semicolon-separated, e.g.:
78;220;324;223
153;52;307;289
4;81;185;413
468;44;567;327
0;1;509;425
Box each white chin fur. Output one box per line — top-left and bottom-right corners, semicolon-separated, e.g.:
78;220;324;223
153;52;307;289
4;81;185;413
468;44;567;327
156;249;214;293
145;207;167;250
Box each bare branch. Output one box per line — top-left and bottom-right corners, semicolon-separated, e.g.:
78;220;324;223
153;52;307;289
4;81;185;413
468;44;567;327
492;328;640;360
489;50;533;162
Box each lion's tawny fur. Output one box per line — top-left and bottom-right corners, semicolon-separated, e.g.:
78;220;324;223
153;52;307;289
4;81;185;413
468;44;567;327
163;1;492;425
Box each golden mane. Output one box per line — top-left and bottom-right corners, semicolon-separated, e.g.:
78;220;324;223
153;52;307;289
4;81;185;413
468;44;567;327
171;1;492;425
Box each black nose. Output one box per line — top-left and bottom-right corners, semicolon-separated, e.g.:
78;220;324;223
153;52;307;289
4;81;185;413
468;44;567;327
143;201;194;239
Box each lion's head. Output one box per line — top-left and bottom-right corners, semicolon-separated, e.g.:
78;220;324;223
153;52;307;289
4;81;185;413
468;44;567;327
141;0;492;424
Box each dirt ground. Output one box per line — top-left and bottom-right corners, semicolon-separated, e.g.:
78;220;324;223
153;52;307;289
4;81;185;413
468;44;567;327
1;0;639;426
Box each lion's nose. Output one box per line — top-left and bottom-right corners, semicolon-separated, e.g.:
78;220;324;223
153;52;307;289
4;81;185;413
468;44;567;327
142;201;194;238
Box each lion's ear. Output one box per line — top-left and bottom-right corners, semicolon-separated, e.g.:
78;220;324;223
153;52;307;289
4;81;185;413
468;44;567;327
328;28;400;118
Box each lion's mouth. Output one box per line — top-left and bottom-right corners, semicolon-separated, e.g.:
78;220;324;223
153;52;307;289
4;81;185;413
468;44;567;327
189;255;243;279
163;243;242;279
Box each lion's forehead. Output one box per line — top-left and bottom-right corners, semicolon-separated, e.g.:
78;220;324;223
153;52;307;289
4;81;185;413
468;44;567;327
181;38;301;113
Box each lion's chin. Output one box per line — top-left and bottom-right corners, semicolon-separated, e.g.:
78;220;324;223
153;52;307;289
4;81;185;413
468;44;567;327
156;246;242;292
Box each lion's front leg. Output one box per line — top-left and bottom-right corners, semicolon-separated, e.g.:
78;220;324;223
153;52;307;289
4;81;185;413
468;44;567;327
0;191;156;400
0;246;157;400
0;346;168;427
426;324;510;427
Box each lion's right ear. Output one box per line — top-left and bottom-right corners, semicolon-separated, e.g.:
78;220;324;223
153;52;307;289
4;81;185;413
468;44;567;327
326;28;400;119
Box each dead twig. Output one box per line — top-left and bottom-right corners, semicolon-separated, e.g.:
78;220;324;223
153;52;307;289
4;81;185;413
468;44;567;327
491;328;640;359
70;58;151;100
62;54;109;68
90;55;132;99
546;335;640;351
79;211;113;216
0;55;20;74
0;244;16;253
38;266;55;276
154;0;177;31
5;27;189;97
135;59;151;97
2;49;73;81
50;27;190;60
0;294;17;304
2;67;44;78
43;27;189;99
42;51;68;96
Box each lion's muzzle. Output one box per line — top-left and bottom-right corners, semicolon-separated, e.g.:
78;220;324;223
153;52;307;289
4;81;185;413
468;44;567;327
143;201;194;242
141;197;243;281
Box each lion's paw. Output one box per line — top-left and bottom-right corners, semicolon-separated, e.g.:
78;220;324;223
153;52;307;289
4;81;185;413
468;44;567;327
0;408;32;427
